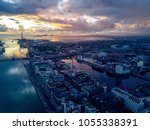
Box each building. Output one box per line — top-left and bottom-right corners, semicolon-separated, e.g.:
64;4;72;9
99;52;108;57
111;44;130;53
82;97;97;113
51;85;70;112
115;65;123;74
81;85;95;97
111;88;144;112
137;61;144;67
115;64;130;74
63;101;81;113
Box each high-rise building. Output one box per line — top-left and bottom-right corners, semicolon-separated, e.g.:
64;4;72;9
21;32;24;40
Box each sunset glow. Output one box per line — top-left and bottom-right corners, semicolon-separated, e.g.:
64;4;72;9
0;0;150;36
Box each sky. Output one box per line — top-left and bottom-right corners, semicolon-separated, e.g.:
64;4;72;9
0;0;150;36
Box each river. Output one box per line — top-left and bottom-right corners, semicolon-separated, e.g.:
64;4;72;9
0;36;45;113
63;59;150;92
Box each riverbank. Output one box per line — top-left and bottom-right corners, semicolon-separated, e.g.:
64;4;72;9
63;58;150;90
24;63;54;113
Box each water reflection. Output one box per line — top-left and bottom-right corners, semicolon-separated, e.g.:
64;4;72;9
63;59;149;91
20;86;36;95
7;66;25;75
0;61;45;113
3;40;28;58
0;36;45;112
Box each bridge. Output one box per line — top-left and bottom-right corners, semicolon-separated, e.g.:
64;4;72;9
0;57;29;62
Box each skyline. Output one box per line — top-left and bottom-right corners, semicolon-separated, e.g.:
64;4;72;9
0;0;150;36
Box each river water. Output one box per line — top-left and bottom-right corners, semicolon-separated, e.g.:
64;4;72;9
63;59;150;92
0;36;45;113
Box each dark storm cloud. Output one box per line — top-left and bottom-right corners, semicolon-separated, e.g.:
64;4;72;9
0;0;150;21
0;0;150;20
56;0;150;33
63;0;150;20
0;0;59;14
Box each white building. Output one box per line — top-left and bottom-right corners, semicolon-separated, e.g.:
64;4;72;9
115;64;130;74
99;52;108;57
115;65;123;74
137;61;144;67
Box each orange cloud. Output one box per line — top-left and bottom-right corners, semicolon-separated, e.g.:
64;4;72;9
115;22;123;28
50;23;73;29
128;24;138;29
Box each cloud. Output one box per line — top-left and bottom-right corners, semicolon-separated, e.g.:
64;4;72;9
0;0;59;14
37;0;150;33
61;0;150;20
37;15;118;32
1;0;150;22
20;87;35;94
0;24;8;32
7;66;25;75
9;18;20;24
1;0;150;34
